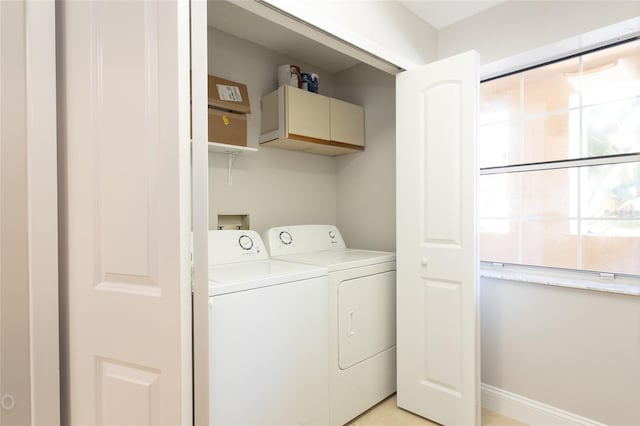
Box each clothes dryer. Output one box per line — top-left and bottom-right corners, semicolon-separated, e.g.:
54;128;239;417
263;225;396;426
208;230;329;426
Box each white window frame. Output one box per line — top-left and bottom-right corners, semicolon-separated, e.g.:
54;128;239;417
478;17;640;294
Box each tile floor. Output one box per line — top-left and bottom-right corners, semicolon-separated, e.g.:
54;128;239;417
347;395;527;426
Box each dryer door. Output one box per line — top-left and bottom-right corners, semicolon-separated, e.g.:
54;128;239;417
338;270;396;369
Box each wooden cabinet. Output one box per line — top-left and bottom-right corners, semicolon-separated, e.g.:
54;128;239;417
330;98;365;147
287;86;331;141
260;85;364;156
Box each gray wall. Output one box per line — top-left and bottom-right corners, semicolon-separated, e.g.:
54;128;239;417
208;28;338;234
207;27;397;252
439;3;640;424
335;64;396;252
482;279;640;426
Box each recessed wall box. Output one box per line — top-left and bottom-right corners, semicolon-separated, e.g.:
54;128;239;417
216;214;250;230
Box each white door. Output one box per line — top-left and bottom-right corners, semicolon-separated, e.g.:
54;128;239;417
57;1;192;424
396;51;480;426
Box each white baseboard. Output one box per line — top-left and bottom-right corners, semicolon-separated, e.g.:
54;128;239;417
481;383;607;426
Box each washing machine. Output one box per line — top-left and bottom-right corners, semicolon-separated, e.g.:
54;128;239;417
263;225;397;426
207;230;329;426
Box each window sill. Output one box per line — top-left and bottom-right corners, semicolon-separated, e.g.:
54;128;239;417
480;264;640;297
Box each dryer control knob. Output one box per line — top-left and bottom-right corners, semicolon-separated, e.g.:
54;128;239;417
238;235;254;251
279;231;293;245
328;230;336;239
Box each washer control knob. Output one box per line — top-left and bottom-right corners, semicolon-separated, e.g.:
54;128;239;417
279;231;293;245
328;230;336;239
238;235;254;251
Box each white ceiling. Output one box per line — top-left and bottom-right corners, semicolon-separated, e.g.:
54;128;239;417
208;1;360;74
207;0;507;75
397;0;506;30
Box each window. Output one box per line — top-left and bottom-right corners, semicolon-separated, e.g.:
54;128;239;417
479;39;640;277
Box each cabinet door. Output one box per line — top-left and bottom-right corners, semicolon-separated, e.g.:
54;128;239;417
57;1;192;424
331;98;365;146
286;86;331;141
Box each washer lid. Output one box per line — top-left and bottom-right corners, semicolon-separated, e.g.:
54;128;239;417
273;249;396;272
208;259;327;296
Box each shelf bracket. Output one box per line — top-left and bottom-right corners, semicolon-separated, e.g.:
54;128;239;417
226;152;239;186
206;142;257;186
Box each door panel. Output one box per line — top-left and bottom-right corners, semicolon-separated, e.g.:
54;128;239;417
330;98;365;146
95;1;157;294
97;359;161;426
57;1;191;424
338;271;396;369
423;279;462;393
422;82;462;245
396;50;479;426
286;85;331;140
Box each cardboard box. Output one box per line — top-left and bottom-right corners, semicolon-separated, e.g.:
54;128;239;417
208;108;247;147
208;75;251;114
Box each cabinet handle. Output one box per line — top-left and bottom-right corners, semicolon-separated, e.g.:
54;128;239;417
348;310;355;337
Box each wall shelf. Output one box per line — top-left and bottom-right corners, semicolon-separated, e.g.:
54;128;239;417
208;141;257;155
207;142;257;186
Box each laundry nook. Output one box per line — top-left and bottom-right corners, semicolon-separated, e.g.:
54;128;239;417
4;1;639;426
